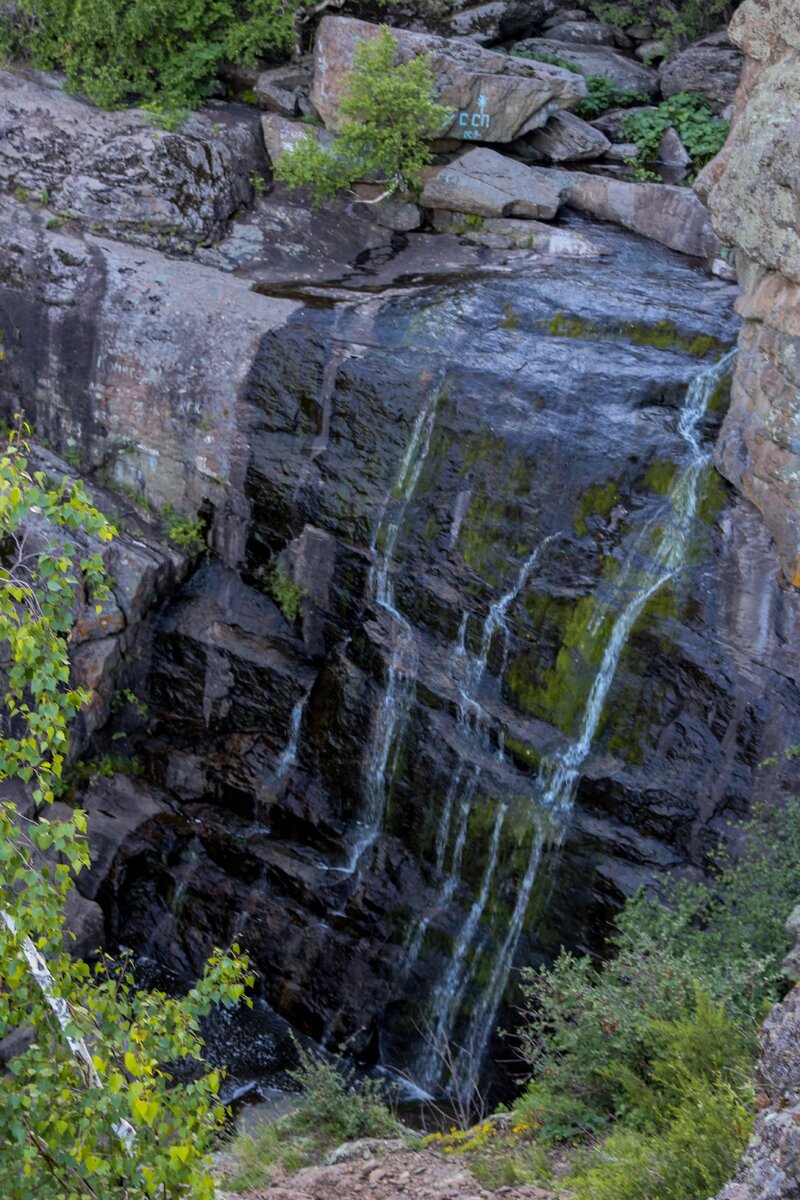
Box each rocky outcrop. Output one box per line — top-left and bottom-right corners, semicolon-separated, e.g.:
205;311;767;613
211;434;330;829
716;910;800;1200
523;110;611;162
310;16;586;142
0;70;264;249
698;0;800;584
533;167;720;258
512;37;660;94
0;195;297;560
659;30;744;111
419;148;564;217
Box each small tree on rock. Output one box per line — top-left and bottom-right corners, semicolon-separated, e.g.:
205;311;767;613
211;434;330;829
276;27;452;205
0;419;252;1198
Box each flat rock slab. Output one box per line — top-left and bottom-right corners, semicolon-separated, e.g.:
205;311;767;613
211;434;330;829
432;210;612;255
537;166;720;258
512;37;659;95
0;69;263;248
420;147;565;217
525;109;611;161
311;16;586;143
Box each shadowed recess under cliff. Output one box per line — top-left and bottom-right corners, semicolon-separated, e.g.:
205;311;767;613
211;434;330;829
98;222;800;1095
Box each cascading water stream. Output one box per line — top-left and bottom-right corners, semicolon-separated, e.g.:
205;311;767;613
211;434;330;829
417;349;736;1091
350;379;443;867
275;696;305;780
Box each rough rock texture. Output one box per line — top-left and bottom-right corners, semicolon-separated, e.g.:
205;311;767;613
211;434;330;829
512;37;660;94
311;17;586;142
218;1138;553;1200
430;211;612;255
0;70;264;249
659;30;744;111
445;0;555;45
534;167;720;258
420;148;565;217
698;0;800;584
256;58;314;117
261;112;335;162
0;195;297;560
524;109;611;162
544;18;616;45
716;912;800;1200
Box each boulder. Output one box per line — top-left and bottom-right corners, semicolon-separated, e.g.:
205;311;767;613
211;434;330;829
0;70;263;248
419;148;565;217
524;109;611;161
590;104;656;140
602;141;639;162
255;58;314;117
431;210;612;255
445;0;555;45
261;112;335;163
351;184;422;231
543;18;616;45
659;31;744;112
657;126;691;173
511;37;659;95
536;166;720;258
310;17;586;143
636;39;666;62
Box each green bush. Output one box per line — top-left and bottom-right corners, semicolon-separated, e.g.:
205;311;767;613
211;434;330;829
275;27;452;205
575;75;650;120
622;92;729;177
161;503;206;554
227;1044;401;1190
2;0;300;113
588;0;737;54
269;562;304;622
515;801;800;1143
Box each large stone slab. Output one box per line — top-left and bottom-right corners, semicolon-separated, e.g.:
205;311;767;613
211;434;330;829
432;210;612;254
419;147;565;217
0;195;298;562
445;0;554;44
659;30;743;112
0;70;264;248
538;166;720;258
524;109;611;161
311;16;586;143
512;37;659;95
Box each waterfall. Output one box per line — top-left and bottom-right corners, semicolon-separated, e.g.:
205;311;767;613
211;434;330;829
417;349;736;1091
354;380;442;863
275;696;305;780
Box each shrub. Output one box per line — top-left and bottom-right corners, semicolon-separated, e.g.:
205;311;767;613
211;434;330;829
269;562;304;622
575;75;649;120
227;1044;400;1189
0;419;253;1196
161;503;206;554
622;92;729;177
275;27;453;205
2;0;301;113
515;800;800;1142
588;0;737;54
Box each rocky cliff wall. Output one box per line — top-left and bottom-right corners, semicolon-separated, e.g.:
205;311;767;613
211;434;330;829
698;0;800;585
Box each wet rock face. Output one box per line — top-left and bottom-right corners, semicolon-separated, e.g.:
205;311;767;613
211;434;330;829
96;222;800;1084
0;196;297;558
698;0;800;584
0;71;265;249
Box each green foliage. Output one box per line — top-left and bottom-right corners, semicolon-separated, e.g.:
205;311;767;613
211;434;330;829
227;1044;400;1190
269;562;304;623
53;752;144;802
3;0;301;113
161;503;206;555
588;0;736;54
276;28;452;204
516;800;800;1145
575;75;649;120
0;420;253;1196
622;92;729;178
